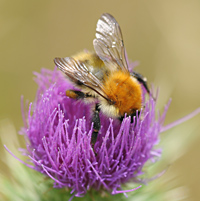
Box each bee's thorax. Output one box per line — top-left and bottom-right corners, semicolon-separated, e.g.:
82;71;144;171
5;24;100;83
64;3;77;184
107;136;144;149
100;71;142;117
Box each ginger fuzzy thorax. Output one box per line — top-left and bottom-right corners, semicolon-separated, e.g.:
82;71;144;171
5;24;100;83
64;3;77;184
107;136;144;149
100;71;142;117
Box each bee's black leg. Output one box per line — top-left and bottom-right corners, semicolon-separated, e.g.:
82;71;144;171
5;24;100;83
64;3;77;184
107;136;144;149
132;72;150;94
91;103;101;145
118;110;141;124
66;90;100;145
66;90;93;99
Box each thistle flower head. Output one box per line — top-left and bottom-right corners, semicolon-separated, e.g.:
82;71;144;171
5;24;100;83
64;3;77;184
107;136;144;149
15;67;168;198
2;63;181;201
5;64;200;201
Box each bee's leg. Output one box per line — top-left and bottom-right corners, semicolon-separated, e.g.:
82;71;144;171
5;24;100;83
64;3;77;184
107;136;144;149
118;110;141;123
132;72;150;94
66;90;100;145
118;116;124;122
91;103;101;145
66;90;92;99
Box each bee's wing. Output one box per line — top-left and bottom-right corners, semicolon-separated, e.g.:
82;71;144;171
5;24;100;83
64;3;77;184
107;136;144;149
93;13;129;73
54;57;110;101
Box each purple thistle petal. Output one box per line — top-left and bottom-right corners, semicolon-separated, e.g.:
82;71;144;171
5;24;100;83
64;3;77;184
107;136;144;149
161;107;200;133
4;145;34;169
112;185;142;195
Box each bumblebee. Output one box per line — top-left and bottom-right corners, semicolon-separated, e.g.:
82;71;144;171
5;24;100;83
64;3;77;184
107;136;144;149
54;13;150;144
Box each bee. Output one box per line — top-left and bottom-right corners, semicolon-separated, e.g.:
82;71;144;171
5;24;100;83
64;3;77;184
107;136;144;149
54;13;150;144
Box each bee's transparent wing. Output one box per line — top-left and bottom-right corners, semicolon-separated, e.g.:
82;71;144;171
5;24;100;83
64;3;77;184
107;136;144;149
93;13;129;73
54;57;110;101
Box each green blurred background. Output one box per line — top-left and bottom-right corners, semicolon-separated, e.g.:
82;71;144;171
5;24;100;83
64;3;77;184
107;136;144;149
0;0;200;200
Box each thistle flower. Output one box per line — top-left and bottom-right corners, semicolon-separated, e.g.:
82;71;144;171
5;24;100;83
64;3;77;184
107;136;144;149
5;67;200;200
